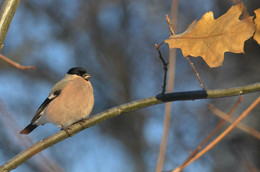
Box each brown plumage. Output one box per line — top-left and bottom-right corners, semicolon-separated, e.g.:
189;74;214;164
20;67;94;134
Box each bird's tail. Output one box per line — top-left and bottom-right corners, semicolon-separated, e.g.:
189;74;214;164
20;123;38;134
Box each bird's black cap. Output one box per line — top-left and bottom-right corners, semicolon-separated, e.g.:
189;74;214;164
67;67;88;77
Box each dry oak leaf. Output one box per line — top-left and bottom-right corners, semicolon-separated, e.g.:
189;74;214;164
165;3;255;68
254;8;260;45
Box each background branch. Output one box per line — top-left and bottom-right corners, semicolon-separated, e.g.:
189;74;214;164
0;82;260;171
0;0;20;51
0;99;64;172
0;54;35;70
156;1;178;171
185;57;206;89
174;96;260;171
208;104;260;140
179;96;243;170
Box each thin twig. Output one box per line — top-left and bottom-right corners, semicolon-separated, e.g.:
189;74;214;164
0;54;35;70
155;43;168;95
178;96;243;170
166;14;175;35
209;104;260;140
185;57;206;89
173;96;260;171
156;3;178;171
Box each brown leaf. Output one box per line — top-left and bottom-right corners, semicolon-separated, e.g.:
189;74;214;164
254;9;260;45
165;3;255;68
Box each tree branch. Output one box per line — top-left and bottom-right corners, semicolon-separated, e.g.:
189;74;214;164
1;82;260;171
0;54;35;70
155;43;168;95
156;3;178;171
179;96;243;170
174;95;260;171
208;104;260;140
0;0;20;51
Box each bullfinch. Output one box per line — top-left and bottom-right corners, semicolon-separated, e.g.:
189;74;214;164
20;67;94;134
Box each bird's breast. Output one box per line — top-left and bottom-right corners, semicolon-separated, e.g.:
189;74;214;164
45;79;94;127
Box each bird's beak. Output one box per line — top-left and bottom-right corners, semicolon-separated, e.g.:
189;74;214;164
83;73;91;81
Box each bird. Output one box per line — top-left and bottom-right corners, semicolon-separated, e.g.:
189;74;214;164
20;67;94;134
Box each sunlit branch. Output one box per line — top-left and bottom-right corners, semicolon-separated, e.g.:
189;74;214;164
0;82;260;171
0;54;35;70
0;0;20;50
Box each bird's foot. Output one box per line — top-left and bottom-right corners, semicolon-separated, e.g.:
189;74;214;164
77;119;85;126
61;124;74;136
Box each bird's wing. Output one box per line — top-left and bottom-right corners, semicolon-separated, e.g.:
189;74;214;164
31;90;61;123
